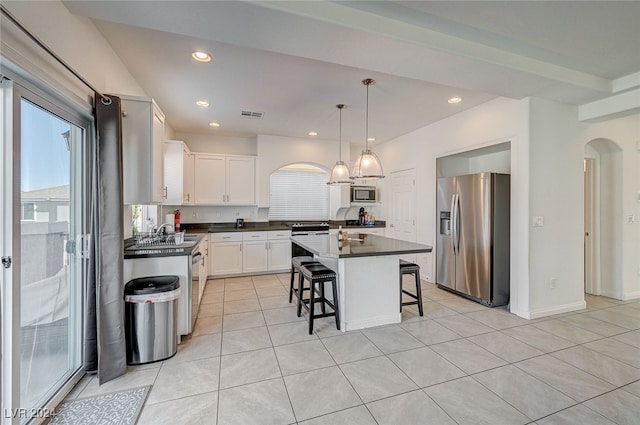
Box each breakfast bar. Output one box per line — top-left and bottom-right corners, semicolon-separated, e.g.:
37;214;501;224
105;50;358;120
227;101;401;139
291;233;432;331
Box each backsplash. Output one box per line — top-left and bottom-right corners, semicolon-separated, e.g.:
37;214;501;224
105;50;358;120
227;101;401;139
159;205;266;224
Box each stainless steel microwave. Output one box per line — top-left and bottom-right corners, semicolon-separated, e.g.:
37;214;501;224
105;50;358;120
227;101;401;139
351;186;377;203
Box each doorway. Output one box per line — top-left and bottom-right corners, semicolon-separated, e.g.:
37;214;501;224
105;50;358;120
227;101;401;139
584;139;623;300
1;78;90;422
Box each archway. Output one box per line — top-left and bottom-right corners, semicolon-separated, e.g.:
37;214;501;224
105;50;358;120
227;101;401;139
584;138;623;299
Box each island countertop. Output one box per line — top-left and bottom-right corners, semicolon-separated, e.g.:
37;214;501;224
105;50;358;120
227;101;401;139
291;234;432;259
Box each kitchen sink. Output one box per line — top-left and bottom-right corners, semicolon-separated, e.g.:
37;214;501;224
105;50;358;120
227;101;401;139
125;240;198;251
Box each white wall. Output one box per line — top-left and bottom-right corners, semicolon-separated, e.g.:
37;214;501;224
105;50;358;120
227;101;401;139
528;98;586;316
375;97;531;317
256;134;345;207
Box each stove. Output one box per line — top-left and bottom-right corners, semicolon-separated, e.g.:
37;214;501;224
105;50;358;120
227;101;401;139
289;222;330;257
289;222;330;234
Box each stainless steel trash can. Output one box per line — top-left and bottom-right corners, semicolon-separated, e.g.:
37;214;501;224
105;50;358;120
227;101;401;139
124;275;181;365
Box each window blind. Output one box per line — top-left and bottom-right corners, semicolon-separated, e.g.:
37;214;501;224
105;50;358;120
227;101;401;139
269;170;329;220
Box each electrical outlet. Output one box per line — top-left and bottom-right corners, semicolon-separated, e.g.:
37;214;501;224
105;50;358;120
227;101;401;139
533;216;544;227
550;278;557;289
192;211;197;218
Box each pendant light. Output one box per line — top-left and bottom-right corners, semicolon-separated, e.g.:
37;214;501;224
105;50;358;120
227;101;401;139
327;104;353;185
352;78;385;180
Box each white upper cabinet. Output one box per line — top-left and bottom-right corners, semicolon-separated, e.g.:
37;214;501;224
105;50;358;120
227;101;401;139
194;154;226;204
120;95;166;204
194;153;256;205
163;140;194;205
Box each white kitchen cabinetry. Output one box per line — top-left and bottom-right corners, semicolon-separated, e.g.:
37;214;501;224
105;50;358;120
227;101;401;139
120;95;166;204
164;140;194;205
209;230;291;276
242;232;269;273
209;232;243;276
196;235;209;303
194;154;256;205
267;230;292;271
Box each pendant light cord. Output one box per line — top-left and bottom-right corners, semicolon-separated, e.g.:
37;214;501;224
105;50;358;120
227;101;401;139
0;4;112;105
338;104;344;161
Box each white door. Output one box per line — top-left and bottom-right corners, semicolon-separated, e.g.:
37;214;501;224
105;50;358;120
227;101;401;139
227;157;255;204
389;169;416;241
151;105;165;203
183;147;194;204
210;242;243;276
194;154;225;204
1;79;89;420
243;241;269;273
584;158;598;295
268;240;292;271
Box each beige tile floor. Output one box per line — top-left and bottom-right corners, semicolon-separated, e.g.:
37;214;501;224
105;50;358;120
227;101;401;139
68;274;640;425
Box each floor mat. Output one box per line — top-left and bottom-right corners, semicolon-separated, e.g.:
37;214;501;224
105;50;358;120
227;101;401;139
48;385;150;425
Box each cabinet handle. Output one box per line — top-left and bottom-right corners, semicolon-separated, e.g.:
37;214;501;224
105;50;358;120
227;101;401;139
163;186;168;199
222;236;231;239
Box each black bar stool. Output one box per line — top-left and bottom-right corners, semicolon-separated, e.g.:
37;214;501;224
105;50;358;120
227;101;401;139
297;264;340;334
400;259;423;316
289;256;319;303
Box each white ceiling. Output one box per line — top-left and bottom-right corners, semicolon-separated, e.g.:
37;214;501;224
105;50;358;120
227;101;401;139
63;1;640;146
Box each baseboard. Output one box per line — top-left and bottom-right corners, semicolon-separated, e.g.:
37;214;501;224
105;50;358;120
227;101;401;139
622;291;640;301
344;313;402;331
600;289;623;300
528;300;587;319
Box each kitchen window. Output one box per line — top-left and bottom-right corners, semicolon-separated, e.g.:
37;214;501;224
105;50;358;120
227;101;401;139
268;164;329;220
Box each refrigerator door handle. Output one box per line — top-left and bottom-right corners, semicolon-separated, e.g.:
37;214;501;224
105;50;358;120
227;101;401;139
455;193;461;255
450;193;458;255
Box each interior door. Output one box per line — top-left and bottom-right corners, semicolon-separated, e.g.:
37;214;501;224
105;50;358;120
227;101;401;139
389;169;416;242
455;173;492;301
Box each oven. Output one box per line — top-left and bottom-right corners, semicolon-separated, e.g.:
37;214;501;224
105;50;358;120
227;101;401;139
290;222;330;257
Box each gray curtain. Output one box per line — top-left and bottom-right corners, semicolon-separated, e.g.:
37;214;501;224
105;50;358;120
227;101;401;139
84;94;127;384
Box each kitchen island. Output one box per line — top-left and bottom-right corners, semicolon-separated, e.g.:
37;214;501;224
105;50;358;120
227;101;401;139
291;234;432;331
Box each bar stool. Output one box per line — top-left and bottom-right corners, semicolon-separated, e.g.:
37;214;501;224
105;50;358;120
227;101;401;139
297;264;340;334
400;259;423;316
289;256;319;303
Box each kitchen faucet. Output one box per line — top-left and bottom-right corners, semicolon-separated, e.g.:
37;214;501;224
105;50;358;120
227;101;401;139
155;223;173;236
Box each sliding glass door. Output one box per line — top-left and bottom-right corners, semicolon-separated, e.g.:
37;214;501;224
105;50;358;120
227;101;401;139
1;79;90;424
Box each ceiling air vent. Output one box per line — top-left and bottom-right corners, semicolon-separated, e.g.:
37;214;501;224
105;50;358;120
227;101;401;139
241;110;264;120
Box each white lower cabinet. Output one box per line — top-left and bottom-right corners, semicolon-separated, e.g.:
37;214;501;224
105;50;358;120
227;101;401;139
242;231;269;273
209;230;291;277
267;230;292;271
268;240;292;271
209;233;242;276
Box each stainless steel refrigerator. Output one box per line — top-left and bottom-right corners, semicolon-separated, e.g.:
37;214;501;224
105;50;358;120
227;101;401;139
436;172;510;307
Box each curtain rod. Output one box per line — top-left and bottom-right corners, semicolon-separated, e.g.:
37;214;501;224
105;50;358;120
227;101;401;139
0;4;111;105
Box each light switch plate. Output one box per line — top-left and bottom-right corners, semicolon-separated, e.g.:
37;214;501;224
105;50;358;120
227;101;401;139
532;216;544;227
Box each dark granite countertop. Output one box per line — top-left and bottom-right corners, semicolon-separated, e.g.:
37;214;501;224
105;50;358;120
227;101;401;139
291;234;431;259
180;221;386;233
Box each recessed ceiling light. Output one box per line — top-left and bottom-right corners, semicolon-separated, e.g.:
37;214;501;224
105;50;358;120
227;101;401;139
367;137;375;142
448;96;463;104
208;122;220;128
196;100;210;107
308;131;318;136
192;51;211;62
